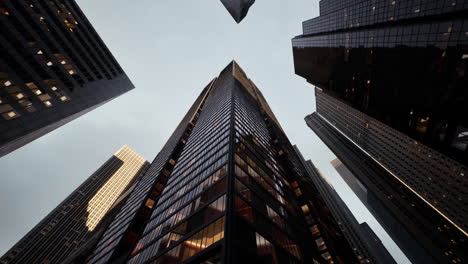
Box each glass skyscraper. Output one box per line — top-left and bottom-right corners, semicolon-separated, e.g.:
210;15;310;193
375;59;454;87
294;147;396;264
0;145;149;264
293;1;467;263
82;61;360;264
0;0;134;157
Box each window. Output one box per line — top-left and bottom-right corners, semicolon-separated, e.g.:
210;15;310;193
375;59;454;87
310;225;320;237
0;8;9;15
301;204;310;214
145;199;155;209
294;188;302;197
256;233;278;264
44;101;52;107
150;217;225;264
315;238;327;251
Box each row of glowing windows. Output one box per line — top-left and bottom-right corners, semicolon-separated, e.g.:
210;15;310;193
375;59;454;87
28;1;79;33
4;4;81;76
291;180;338;263
0;77;70;120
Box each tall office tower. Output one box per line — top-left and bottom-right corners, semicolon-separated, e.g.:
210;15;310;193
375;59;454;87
0;145;150;264
293;1;468;263
83;61;359;264
307;112;467;264
359;223;397;264
294;146;395;264
293;0;468;231
0;0;134;157
220;0;255;23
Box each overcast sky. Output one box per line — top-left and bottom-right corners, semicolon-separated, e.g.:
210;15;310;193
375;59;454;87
0;1;410;263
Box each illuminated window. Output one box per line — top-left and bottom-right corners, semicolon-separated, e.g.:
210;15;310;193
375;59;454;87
256;233;278;264
294;188;302;197
26;82;38;89
2;111;19;120
310;225;321;237
35;90;42;95
3;80;12;87
51;86;58;91
145;199;155;209
16;93;24;99
416;117;430;133
46;61;53;66
44;101;52;107
60;96;69;102
0;8;9;15
301;204;310;214
153;216;225;263
315;237;327;251
321;252;332;262
37;50;43;55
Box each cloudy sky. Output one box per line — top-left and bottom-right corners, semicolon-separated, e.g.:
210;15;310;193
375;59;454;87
0;1;410;263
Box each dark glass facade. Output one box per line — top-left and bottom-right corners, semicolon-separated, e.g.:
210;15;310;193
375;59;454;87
220;0;255;23
359;223;398;264
295;147;396;264
293;2;468;263
84;61;360;264
0;145;149;264
293;0;468;234
307;112;467;264
0;0;134;157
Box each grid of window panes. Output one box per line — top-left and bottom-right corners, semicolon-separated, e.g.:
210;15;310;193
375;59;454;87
303;160;376;264
0;0;133;157
232;85;308;263
306;113;467;263
304;0;467;35
315;89;468;235
85;87;213;264
0;146;148;264
295;18;468;49
126;77;232;264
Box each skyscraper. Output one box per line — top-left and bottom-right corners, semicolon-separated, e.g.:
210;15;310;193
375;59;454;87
293;1;468;263
292;0;467;232
306;112;467;263
0;0;134;157
294;146;396;264
0;145;149;264
359;223;398;264
220;0;255;23
82;61;359;264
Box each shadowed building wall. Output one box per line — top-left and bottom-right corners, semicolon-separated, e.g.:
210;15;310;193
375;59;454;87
307;113;467;263
293;1;467;263
0;0;134;157
294;147;396;264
